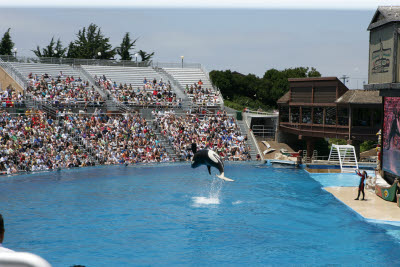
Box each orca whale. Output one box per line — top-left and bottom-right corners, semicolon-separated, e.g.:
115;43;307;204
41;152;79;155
191;143;234;182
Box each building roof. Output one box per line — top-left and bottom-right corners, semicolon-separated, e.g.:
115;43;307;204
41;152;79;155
288;77;340;82
277;91;290;104
335;90;382;104
368;6;400;30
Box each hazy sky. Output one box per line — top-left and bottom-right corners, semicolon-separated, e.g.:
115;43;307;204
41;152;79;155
0;4;393;88
0;0;398;9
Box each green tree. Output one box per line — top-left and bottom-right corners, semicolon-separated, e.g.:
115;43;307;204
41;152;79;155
66;23;116;59
0;28;14;56
360;140;377;153
138;50;154;62
117;33;137;61
210;67;321;111
32;37;67;58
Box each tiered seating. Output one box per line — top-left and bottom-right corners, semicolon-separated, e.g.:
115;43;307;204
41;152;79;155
10;62;82;81
82;65;163;90
10;62;104;109
162;68;221;107
83;65;181;108
163;68;213;89
155;110;251;161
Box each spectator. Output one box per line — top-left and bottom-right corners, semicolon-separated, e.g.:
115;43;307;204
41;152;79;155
155;110;249;161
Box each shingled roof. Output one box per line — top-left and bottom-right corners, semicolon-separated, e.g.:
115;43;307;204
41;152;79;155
277;91;290;104
335;90;382;104
368;6;400;30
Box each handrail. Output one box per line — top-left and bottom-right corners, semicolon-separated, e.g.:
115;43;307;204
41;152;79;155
75;65;108;98
0;55;152;67
0;57;27;88
153;67;190;109
243;109;279;116
0;55;206;69
243;113;262;157
153;62;202;69
200;65;224;109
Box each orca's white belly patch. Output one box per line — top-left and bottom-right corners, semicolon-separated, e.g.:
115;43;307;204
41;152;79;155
208;150;220;163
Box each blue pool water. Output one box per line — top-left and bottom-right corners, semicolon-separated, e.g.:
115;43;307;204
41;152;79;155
1;163;400;266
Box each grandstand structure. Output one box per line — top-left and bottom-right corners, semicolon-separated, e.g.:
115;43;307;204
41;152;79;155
0;56;261;161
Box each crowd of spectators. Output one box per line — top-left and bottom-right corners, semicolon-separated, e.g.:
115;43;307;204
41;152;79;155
0;109;94;174
184;80;221;107
65;111;170;164
96;75;182;108
0;106;253;176
0;108;170;175
155;110;251;161
26;72;104;108
0;85;23;107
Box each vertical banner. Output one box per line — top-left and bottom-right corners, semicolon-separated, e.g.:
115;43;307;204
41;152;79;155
383;97;400;175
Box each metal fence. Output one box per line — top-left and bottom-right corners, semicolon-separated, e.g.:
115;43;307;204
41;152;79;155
0;55;204;69
252;125;276;139
0;57;27;88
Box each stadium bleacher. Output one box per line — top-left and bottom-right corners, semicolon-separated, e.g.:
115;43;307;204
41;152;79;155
163;68;213;89
82;65;164;90
10;62;83;81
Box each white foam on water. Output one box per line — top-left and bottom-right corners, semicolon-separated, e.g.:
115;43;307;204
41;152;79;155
192;196;220;205
192;177;223;207
232;200;243;205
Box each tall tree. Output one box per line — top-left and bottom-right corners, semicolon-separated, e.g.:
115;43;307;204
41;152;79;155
32;37;67;58
66;23;116;59
210;67;322;111
138;50;154;62
0;28;15;56
117;33;137;61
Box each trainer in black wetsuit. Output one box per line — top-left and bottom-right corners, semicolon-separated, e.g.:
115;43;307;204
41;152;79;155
355;169;367;200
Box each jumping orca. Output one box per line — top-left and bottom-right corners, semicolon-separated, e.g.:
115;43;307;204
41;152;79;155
191;143;234;182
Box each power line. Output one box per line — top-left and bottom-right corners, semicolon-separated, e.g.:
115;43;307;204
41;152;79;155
340;75;350;85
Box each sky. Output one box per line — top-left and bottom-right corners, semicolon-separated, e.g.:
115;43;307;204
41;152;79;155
0;0;397;9
0;2;398;88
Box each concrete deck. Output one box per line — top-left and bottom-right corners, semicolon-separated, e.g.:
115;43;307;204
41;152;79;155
324;187;400;224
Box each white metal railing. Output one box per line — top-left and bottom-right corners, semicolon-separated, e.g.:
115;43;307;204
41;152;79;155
0;57;27;88
200;65;224;108
328;144;358;172
243;113;262;157
0;55;152;67
0;55;206;69
153;62;202;69
252;125;276;139
243;108;278;116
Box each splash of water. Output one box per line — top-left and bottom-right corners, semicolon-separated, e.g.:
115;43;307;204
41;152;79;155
192;176;223;206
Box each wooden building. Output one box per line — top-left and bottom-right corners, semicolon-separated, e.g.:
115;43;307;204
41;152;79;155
364;6;400;183
277;77;381;157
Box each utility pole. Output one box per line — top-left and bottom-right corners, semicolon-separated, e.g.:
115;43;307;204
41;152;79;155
340;75;349;86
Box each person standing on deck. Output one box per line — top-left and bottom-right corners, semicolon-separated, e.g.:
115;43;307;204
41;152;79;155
355;169;367;200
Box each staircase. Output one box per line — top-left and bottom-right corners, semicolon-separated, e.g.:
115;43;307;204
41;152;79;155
40;101;57;118
151;120;178;160
237;120;258;160
75;65;107;99
63;123;100;165
154;67;191;110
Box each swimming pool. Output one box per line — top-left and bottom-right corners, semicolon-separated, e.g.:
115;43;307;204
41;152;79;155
1;163;400;266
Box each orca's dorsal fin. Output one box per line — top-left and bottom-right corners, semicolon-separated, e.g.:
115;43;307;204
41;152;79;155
207;165;211;175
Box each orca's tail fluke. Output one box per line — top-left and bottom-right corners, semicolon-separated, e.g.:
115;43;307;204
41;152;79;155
216;172;234;182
